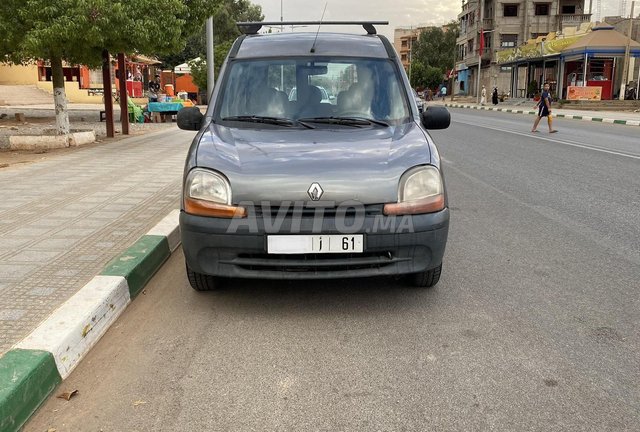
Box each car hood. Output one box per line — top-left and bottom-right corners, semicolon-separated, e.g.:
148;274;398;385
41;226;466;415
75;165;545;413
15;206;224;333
195;122;432;205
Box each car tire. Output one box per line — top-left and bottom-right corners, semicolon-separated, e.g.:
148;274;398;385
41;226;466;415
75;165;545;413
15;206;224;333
186;263;219;291
410;263;442;288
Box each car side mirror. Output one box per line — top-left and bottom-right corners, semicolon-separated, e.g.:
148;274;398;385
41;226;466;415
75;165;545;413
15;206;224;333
420;106;450;130
177;107;204;131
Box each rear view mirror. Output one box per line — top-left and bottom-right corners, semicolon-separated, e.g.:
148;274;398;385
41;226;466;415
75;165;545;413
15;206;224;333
177;107;204;131
420;106;450;130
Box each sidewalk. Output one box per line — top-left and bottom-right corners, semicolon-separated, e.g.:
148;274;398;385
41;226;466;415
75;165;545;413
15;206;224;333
435;99;640;126
0;127;191;356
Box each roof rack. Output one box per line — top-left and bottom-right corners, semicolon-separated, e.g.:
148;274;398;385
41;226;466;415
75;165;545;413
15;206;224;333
237;21;389;35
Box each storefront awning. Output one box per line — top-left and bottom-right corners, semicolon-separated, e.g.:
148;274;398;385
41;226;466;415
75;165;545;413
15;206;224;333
561;24;640;61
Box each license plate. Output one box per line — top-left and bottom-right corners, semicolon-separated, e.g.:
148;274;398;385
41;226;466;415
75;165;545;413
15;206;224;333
267;234;364;254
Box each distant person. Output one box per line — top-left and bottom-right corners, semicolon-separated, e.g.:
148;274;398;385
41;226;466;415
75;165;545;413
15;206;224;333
480;85;486;105
440;85;447;101
492;87;499;105
531;83;557;134
148;74;161;103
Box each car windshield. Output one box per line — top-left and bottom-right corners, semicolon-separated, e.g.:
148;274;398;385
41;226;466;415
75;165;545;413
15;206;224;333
215;57;411;126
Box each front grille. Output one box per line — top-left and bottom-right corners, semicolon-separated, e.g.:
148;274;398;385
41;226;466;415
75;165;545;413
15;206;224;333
252;204;384;218
227;251;403;272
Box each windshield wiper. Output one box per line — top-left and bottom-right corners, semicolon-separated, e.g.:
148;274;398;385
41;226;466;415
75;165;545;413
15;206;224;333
297;116;390;127
222;115;296;127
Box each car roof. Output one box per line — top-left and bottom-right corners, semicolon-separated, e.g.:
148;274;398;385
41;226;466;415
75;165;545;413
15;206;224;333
234;32;391;59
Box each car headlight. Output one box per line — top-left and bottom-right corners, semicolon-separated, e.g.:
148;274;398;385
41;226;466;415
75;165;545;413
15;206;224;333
384;165;445;215
184;168;246;218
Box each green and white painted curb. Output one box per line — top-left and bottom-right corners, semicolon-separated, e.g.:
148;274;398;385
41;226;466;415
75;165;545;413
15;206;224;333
0;209;181;432
444;103;640;127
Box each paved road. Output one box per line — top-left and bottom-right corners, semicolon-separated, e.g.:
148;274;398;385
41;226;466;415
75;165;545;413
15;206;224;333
0;128;194;354
26;110;640;431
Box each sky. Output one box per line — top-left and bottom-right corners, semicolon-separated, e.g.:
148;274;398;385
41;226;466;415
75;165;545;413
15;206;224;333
251;0;629;39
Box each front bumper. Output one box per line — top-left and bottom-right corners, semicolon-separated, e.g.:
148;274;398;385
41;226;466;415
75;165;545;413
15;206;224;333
180;208;449;280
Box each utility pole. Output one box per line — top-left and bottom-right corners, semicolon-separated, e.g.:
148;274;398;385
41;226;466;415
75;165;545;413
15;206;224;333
408;26;413;87
117;53;129;135
206;17;215;104
280;0;284;91
476;0;484;103
619;1;635;100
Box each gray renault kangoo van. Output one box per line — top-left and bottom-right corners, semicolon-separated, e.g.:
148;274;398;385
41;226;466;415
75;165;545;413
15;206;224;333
177;21;451;291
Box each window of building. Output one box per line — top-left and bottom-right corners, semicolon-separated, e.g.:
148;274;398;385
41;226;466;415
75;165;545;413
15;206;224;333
500;34;518;47
535;3;550;15
500;66;512;72
503;4;518;16
401;54;407;62
481;34;492;51
401;40;407;48
561;5;576;13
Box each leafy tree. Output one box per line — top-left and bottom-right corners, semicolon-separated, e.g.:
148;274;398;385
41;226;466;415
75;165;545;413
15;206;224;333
189;40;234;91
412;22;459;81
425;66;445;90
0;0;218;134
163;0;263;98
410;61;428;88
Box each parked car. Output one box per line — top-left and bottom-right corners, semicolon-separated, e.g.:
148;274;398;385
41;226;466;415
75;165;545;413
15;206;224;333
413;89;424;113
177;21;451;291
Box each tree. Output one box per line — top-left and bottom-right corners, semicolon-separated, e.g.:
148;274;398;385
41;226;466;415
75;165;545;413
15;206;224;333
189;40;234;91
0;0;218;134
410;61;428;88
162;0;264;98
425;66;445;90
411;22;460;83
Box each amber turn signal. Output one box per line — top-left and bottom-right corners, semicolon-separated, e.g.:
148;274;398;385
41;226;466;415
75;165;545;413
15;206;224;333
383;195;445;216
184;197;246;218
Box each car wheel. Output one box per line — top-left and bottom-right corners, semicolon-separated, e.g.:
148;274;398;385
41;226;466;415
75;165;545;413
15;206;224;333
410;263;442;288
186;263;219;291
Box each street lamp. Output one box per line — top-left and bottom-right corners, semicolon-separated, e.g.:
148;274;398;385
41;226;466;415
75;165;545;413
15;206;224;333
619;1;636;100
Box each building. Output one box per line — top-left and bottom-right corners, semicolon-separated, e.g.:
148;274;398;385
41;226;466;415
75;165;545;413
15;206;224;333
394;26;436;71
455;0;591;96
0;55;162;103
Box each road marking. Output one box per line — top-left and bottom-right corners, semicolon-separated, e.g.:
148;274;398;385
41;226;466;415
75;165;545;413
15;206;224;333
451;119;640;160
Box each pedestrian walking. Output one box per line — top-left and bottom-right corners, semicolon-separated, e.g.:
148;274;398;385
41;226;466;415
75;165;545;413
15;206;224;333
531;83;557;133
440;85;447;101
427;88;433;101
492;87;499;105
480;85;486;105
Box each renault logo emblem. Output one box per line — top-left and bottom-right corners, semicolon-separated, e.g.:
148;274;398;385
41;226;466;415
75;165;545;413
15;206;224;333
307;182;324;201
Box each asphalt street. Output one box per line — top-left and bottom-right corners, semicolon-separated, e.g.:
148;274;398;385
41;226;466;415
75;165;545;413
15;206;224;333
26;109;640;431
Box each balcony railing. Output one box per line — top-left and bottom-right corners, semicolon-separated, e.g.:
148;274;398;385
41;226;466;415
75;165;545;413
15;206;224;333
561;13;592;24
482;18;493;29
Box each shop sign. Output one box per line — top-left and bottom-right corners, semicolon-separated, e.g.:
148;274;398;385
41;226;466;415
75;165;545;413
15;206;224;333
567;86;602;100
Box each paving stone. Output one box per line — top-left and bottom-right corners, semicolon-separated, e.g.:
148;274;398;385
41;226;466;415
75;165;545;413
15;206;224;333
0;237;33;248
9;227;52;237
91;210;126;220
52;227;97;237
0;264;36;279
0;309;26;321
28;286;57;296
7;250;61;263
26;219;69;228
45;210;79;219
31;238;77;250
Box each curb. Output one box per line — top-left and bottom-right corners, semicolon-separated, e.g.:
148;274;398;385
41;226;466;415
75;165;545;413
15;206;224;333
8;131;97;150
0;209;181;432
444;103;640;127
